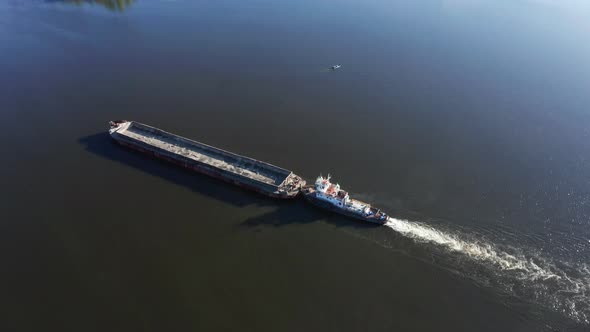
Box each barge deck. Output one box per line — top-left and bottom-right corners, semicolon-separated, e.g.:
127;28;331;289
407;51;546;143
109;121;305;198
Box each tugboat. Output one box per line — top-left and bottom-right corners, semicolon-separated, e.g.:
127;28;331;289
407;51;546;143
302;175;389;225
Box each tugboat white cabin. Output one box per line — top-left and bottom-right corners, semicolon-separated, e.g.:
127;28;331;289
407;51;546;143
302;175;389;225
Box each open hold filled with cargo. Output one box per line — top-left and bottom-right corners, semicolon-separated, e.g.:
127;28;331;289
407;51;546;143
109;121;305;198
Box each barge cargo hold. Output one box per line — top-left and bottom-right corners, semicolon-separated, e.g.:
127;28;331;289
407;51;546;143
108;120;305;198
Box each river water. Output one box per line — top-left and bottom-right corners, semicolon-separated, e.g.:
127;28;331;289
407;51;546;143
2;0;590;331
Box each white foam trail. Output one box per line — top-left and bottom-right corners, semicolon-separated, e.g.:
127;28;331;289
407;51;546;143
384;217;590;324
385;218;559;279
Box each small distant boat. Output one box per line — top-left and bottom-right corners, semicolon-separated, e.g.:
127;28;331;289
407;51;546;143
331;64;341;70
302;175;389;225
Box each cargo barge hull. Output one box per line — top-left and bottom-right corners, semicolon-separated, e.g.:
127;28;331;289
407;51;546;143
109;121;305;198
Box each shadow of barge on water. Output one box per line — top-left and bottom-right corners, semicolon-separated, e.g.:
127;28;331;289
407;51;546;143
78;132;380;230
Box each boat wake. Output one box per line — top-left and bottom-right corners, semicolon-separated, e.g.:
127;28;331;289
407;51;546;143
384;217;590;325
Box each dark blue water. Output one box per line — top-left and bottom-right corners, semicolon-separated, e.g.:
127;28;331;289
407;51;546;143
1;1;590;330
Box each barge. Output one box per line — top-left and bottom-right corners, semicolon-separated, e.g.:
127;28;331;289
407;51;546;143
302;175;388;225
108;120;305;198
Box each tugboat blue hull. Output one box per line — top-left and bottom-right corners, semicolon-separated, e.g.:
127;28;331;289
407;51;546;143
302;188;388;225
